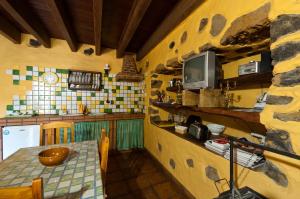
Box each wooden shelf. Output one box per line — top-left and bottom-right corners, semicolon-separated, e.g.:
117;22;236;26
220;72;273;90
152;102;263;125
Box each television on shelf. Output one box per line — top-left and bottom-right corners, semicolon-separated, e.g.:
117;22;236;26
183;51;219;89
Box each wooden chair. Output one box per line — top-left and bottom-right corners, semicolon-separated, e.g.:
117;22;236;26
100;136;109;197
0;177;43;199
40;121;75;146
98;128;107;158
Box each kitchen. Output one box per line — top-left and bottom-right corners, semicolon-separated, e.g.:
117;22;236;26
0;0;300;199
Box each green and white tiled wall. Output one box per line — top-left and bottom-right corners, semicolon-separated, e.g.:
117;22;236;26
5;66;145;115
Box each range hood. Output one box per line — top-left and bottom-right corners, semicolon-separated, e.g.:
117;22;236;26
116;55;144;82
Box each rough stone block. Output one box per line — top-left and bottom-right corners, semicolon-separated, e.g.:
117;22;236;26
210;14;227;36
205;166;220;181
271;14;300;42
199;18;208;32
274;112;300;123
180;31;188;43
272;42;300;64
255;160;288;187
186;159;194;168
266;95;293;105
157;143;162;152
221;3;270;46
169;159;176;169
273;67;300;87
266;129;295;154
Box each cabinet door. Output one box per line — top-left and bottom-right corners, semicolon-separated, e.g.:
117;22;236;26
116;119;144;150
75;121;109;142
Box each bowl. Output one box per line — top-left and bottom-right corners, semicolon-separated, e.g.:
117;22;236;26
207;124;225;136
38;147;70;166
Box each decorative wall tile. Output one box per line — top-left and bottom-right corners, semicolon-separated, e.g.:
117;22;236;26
5;66;145;115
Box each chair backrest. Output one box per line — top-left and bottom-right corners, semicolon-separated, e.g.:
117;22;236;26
0;177;43;199
40;121;75;145
98;128;107;157
100;136;109;186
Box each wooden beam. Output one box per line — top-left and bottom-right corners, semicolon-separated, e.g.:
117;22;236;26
47;0;78;51
93;0;103;55
136;0;204;60
116;0;152;58
0;0;51;48
0;14;21;44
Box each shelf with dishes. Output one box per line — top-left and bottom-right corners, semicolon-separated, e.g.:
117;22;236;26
152;101;263;125
68;70;102;91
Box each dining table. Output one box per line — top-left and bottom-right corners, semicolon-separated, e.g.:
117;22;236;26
0;140;104;199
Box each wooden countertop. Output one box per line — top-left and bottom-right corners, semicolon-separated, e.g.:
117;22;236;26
0;113;145;127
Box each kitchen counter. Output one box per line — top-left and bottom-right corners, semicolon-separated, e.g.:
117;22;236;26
0;113;145;127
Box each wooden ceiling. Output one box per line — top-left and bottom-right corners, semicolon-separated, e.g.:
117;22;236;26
0;0;203;59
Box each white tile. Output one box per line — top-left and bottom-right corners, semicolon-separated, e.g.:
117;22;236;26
12;75;19;80
20;76;26;80
33;71;39;77
33;66;38;71
6;69;12;75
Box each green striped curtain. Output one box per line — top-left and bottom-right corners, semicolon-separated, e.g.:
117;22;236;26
117;119;144;150
74;121;110;142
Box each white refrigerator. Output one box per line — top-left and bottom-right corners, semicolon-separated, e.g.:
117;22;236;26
2;125;40;160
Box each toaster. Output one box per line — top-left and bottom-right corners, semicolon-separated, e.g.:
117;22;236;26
188;122;209;141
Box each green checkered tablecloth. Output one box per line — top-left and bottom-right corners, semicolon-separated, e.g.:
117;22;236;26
0;140;103;199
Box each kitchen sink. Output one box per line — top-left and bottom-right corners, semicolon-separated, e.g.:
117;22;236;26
230;108;262;113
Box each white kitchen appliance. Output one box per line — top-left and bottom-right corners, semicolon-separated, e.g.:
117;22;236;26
2;125;40;160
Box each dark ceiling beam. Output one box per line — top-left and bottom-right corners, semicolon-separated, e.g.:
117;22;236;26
0;0;51;48
0;14;21;44
47;0;78;52
136;0;204;60
93;0;103;55
117;0;152;58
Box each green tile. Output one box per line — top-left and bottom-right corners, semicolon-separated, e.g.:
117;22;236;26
61;87;67;92
38;71;44;76
77;96;82;101
26;75;33;80
134;90;138;94
13;80;20;85
6;105;13;111
51;105;56;109
100;101;104;105
55;91;61;96
108;77;113;81
12;69;19;75
127;86;131;90
20;100;26;105
130;108;134;113
116;97;123;101
104;89;108;93
104;109;112;114
112;89;116;93
56;69;68;74
71;178;83;186
110;100;114;105
91;92;96;97
26;66;33;71
55;187;69;196
116;86;120;90
116;105;120;109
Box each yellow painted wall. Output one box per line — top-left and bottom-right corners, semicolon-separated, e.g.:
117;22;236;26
139;0;300;198
0;34;123;117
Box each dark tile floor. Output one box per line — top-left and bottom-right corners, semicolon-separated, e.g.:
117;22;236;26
106;150;189;199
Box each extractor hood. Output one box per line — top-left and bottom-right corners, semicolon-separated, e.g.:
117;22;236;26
116;55;144;82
